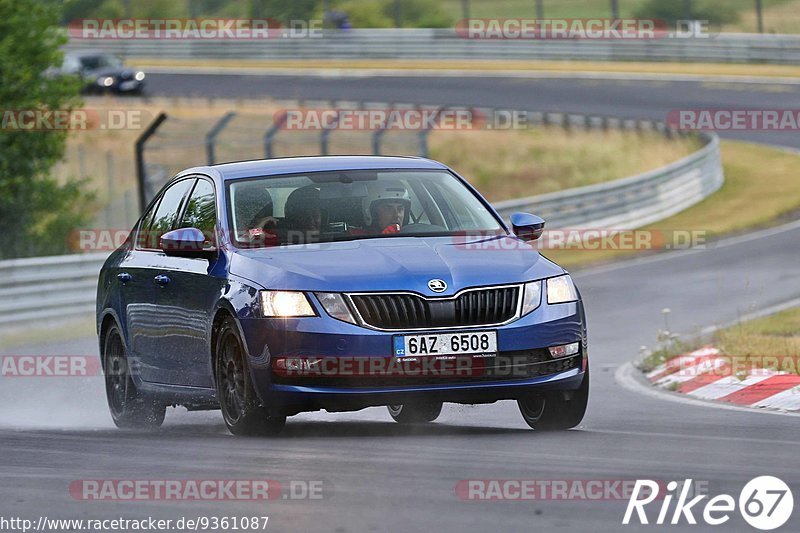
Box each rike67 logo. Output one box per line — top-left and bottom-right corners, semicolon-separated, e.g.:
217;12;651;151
623;477;794;530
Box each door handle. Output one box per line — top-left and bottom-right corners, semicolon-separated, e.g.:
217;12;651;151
154;274;171;286
117;272;132;284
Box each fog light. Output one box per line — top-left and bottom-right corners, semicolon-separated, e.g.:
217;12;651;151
548;342;579;358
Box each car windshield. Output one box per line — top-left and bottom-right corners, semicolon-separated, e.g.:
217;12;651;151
78;54;122;70
227;169;504;247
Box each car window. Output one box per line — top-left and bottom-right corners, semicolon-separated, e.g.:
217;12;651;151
227;170;503;247
79;54;122;70
62;55;81;74
135;196;162;249
141;179;195;249
179;179;217;240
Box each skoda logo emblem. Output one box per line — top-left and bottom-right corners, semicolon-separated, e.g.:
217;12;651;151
428;279;447;293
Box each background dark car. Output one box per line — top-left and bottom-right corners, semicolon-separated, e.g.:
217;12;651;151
60;51;145;94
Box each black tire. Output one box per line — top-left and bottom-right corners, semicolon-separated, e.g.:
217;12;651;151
214;317;285;436
387;402;443;424
103;325;166;429
517;368;589;430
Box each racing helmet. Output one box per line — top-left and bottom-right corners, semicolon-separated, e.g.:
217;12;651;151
362;180;411;227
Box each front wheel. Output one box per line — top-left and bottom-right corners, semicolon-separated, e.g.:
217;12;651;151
518;368;589;430
387;402;443;424
103;325;166;429
214;317;285;436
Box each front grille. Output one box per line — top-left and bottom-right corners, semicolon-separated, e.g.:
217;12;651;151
349;285;520;330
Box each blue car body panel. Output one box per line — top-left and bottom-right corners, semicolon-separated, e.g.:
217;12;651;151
96;156;587;415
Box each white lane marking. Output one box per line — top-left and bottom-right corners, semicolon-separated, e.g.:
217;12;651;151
615;361;800;418
686;374;774;400
753;387;800;411
575;218;800;278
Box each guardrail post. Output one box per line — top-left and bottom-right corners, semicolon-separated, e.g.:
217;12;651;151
264;112;288;159
205;112;236;165
419;105;446;158
372;102;391;155
135;112;168;215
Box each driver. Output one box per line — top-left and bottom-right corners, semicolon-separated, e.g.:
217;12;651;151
359;181;411;235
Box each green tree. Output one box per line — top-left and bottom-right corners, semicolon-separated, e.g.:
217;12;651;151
0;0;94;259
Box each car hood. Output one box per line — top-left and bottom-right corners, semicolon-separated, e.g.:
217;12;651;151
229;235;565;295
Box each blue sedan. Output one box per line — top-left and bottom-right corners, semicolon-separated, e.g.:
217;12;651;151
96;156;588;435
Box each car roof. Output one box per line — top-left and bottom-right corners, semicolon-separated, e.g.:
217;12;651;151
192;155;450;181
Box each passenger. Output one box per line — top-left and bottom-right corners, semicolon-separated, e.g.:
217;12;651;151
283;186;323;243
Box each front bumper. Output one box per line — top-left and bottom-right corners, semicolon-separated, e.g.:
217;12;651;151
239;299;586;413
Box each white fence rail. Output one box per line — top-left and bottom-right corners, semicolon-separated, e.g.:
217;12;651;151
66;31;800;64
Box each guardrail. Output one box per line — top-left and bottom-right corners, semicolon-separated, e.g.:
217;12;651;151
0;252;107;326
494;132;723;228
0;118;723;328
66;31;800;64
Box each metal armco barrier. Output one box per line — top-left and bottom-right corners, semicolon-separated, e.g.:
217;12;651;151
493;132;723;228
66;31;800;65
0;126;723;328
0;252;108;326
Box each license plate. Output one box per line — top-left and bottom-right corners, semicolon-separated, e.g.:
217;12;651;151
394;331;497;357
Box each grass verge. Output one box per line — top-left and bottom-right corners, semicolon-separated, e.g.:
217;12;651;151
639;307;800;375
545;141;800;270
429;128;699;202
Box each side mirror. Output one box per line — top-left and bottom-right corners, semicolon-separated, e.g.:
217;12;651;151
160;228;216;258
510;212;545;242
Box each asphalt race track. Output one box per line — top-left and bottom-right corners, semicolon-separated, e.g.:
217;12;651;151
2;74;800;532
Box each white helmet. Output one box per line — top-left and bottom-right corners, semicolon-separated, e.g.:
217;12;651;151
362;180;411;226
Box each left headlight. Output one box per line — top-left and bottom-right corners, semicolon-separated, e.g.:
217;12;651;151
546;274;579;304
260;291;315;317
134;71;145;81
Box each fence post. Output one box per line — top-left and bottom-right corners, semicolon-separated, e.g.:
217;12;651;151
105;151;114;228
264;111;288;159
372;102;393;155
419;105;446;158
205;111;236;165
135;112;168;216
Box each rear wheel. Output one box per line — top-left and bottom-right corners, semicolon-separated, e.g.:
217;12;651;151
518;368;589;430
387;402;443;424
103;325;166;429
215;317;285;436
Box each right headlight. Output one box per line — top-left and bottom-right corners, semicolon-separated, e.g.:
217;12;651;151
546;275;578;304
315;292;358;325
521;281;542;316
